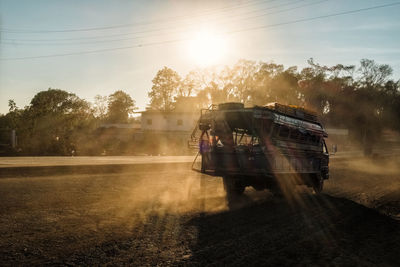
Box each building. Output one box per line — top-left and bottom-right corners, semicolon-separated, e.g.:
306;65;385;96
140;110;198;132
135;109;199;155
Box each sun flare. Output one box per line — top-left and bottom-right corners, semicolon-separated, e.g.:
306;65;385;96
187;29;227;66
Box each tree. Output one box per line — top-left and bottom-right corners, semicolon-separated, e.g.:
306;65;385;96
25;88;92;155
229;59;259;104
297;59;398;156
358;59;392;87
8;100;17;112
92;95;108;119
5;99;22;130
107;90;136;123
179;71;197;97
29;89;88;115
149;67;181;111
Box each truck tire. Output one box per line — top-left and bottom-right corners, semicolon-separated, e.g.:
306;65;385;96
312;174;324;194
222;176;245;196
270;184;285;197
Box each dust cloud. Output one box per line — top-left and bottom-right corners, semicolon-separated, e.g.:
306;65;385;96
325;156;400;219
1;157;400;265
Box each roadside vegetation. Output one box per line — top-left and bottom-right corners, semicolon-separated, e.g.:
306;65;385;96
1;58;399;156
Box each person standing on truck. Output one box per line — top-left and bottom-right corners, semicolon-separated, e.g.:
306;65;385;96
200;138;210;172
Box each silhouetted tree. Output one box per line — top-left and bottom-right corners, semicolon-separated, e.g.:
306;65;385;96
358;59;392;87
149;67;181;111
107;90;136;123
25;88;92;155
179;71;198;97
92;95;108;120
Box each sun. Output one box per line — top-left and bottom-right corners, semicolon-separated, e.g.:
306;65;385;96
187;29;227;66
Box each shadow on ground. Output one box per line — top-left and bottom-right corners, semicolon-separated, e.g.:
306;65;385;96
182;194;400;266
1;157;400;266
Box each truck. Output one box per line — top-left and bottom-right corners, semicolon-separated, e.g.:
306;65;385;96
190;102;329;200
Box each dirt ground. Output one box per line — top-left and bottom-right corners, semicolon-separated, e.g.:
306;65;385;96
0;158;399;266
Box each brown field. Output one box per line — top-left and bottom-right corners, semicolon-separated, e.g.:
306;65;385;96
0;157;399;266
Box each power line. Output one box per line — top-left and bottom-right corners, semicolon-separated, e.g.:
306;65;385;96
226;1;400;35
1;2;399;61
1;0;324;46
0;0;279;33
0;0;296;42
0;38;188;60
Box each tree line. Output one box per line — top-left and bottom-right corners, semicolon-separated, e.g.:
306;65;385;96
1;90;137;155
148;58;400;155
1;58;399;155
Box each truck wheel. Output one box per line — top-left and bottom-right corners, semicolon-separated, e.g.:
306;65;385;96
270;184;285;197
312;174;324;194
222;176;245;196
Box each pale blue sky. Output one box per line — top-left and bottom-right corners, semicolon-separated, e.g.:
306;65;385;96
0;0;399;114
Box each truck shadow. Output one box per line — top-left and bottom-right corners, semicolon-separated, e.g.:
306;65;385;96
182;193;400;266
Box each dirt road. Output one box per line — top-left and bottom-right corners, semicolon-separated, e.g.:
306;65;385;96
0;158;399;266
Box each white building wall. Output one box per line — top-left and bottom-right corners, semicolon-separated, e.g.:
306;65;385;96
141;112;198;132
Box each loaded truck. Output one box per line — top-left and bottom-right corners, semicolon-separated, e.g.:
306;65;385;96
190;102;329;199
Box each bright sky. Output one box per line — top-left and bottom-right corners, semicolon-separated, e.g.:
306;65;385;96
0;0;399;114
